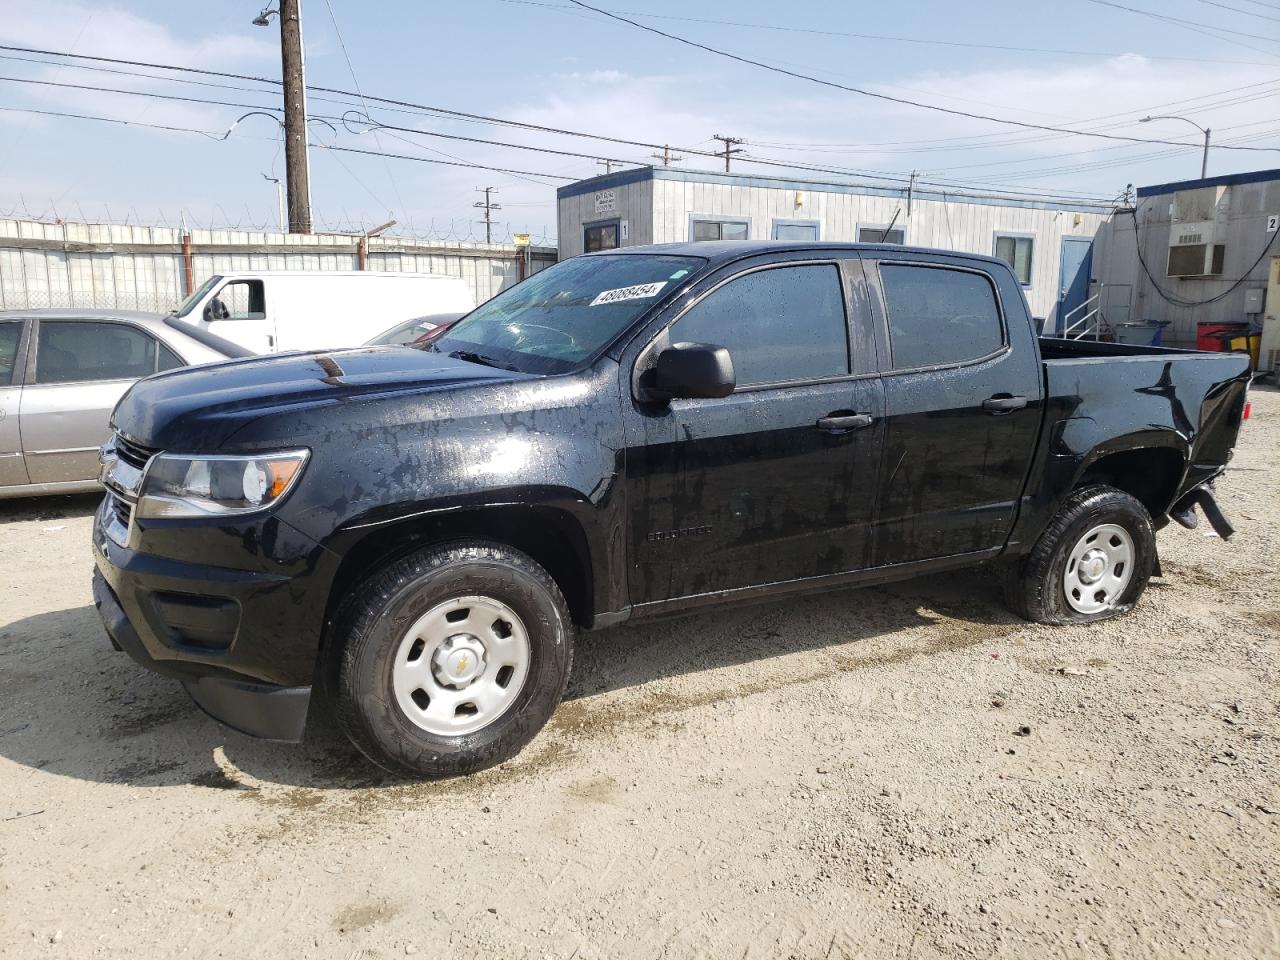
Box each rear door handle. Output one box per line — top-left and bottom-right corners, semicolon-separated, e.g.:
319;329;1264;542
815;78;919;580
817;413;874;433
983;395;1028;414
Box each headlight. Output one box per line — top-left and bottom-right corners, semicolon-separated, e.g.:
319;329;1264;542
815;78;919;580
136;449;309;519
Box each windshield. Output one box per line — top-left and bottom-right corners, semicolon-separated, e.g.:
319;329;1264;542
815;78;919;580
173;275;221;318
432;254;705;374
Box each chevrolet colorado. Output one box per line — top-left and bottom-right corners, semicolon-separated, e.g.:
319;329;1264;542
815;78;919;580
92;242;1252;777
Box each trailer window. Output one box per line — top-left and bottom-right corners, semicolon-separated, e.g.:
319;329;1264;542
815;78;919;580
859;226;905;245
584;221;620;252
994;234;1034;285
880;264;1003;370
690;218;749;242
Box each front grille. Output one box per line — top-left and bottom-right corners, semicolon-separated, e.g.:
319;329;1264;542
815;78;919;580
114;433;158;470
111;494;133;529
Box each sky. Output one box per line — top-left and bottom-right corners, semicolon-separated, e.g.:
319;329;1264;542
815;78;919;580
0;0;1276;242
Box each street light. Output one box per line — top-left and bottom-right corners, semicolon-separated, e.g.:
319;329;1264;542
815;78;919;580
251;6;278;26
1139;115;1211;180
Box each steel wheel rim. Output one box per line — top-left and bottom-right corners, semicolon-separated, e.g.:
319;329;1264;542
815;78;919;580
1063;523;1135;615
391;595;531;736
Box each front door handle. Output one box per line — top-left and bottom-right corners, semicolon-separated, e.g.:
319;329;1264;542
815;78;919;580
983;395;1028;414
817;412;874;433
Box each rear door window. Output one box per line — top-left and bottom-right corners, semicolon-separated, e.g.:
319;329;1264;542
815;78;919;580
0;321;23;386
670;263;849;387
879;264;1004;370
34;321;167;384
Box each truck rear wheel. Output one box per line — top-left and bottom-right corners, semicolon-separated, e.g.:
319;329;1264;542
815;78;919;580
329;540;573;778
1005;484;1155;625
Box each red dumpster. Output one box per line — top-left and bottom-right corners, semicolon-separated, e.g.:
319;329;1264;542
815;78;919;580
1197;322;1248;352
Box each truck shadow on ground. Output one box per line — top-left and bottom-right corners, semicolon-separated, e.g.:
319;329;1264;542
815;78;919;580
0;491;101;523
0;569;1022;792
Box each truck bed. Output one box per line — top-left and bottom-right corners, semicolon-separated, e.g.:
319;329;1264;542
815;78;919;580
1038;336;1206;361
1016;336;1253;551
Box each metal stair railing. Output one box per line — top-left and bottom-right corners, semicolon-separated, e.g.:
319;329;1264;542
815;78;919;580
1062;291;1104;340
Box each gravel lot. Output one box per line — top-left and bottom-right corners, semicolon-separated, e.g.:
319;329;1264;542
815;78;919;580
1;387;1277;960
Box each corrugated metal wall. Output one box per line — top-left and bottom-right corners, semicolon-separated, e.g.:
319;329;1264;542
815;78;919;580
0;219;557;313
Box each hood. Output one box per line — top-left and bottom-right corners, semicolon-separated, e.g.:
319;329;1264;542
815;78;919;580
111;346;530;452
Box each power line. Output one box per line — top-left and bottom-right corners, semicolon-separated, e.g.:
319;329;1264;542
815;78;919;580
1192;0;1280;21
494;0;1278;66
0;103;261;139
1081;0;1280;55
558;0;1280;151
0;101;578;180
0;75;1123;202
6;40;1278;156
0;47;1262;205
0;71;1111;200
321;0;406;223
750;83;1280;156
315;143;577;180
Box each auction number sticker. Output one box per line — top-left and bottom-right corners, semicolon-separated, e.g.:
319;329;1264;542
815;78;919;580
590;281;667;306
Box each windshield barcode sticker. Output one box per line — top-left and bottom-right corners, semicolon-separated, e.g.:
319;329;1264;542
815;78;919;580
590;281;667;306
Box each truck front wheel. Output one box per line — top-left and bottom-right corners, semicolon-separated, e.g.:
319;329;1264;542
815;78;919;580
329;541;574;778
1006;485;1156;625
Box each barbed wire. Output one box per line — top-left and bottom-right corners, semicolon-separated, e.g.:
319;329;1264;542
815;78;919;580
0;204;557;247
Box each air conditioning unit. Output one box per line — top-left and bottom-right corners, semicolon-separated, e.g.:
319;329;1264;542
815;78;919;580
1167;186;1229;278
1167;230;1226;278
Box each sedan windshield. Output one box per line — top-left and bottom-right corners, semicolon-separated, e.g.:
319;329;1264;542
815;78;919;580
432;254;704;374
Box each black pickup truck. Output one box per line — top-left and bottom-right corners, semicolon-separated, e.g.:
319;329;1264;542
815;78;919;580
92;242;1252;777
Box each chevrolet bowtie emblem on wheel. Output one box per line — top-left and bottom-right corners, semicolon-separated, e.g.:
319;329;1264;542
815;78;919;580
457;654;469;672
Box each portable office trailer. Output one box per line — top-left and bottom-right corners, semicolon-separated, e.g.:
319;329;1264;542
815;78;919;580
557;166;1115;329
1093;169;1280;354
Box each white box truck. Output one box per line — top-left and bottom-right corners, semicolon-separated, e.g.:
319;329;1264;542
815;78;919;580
173;271;476;354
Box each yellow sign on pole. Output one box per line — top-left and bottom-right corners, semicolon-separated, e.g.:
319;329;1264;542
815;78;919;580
514;233;531;247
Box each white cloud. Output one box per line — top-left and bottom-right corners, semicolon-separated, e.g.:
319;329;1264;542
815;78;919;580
0;1;276;67
0;7;1274;239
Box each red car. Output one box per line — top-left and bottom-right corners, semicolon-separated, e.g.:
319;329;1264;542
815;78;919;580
365;313;463;348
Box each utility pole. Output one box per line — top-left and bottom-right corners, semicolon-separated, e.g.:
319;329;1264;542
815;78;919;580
650;144;685;167
596;159;618;175
712;134;745;173
258;0;313;233
907;170;918;219
473;187;501;244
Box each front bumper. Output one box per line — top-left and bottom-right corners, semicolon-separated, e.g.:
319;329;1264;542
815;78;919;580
91;493;338;741
93;571;311;741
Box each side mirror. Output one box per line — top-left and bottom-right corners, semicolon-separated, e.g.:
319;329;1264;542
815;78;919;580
650;341;735;401
204;298;229;322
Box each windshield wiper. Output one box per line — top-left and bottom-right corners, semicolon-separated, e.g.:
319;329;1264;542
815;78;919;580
448;349;517;372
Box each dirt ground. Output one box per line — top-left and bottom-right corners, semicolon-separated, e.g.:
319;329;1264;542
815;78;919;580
1;390;1278;960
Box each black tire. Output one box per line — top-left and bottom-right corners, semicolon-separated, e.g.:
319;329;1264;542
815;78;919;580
328;540;573;778
1005;484;1155;625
